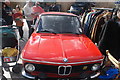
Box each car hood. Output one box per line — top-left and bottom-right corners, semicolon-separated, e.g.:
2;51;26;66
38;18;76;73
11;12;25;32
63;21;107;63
22;33;103;64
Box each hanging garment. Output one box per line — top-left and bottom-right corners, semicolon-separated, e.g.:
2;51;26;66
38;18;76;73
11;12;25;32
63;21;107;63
98;16;120;59
103;12;112;21
87;10;104;38
91;12;105;43
81;11;88;28
98;12;112;42
84;12;96;35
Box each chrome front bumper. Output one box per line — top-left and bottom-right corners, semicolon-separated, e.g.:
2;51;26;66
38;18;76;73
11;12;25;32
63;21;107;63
22;68;35;79
22;68;100;79
90;72;100;78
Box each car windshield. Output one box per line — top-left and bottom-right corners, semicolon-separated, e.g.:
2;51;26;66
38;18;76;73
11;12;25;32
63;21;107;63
36;15;82;34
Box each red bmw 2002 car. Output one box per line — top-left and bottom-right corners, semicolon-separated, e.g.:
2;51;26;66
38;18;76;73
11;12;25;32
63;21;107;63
21;12;104;79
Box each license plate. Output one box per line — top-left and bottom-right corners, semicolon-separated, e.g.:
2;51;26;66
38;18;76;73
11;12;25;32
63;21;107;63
4;57;13;62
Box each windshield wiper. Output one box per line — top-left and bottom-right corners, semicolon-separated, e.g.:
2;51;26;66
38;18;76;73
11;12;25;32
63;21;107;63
39;29;57;34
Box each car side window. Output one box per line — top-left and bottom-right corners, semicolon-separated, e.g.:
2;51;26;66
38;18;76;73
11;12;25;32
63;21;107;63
36;18;42;32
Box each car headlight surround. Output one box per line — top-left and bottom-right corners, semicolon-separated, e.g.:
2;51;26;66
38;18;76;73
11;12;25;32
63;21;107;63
91;64;100;71
25;64;35;72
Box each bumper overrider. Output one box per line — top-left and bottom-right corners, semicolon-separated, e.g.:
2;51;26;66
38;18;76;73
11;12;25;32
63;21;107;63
21;58;103;79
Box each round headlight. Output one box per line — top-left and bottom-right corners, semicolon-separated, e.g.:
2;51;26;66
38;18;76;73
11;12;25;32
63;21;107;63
25;64;35;72
91;64;100;71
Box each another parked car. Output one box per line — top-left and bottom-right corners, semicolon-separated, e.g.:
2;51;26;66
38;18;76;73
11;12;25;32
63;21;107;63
21;12;104;79
68;2;95;15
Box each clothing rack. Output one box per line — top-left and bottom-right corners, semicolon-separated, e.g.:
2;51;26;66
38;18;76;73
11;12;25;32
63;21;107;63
82;7;115;44
92;7;114;11
92;7;116;19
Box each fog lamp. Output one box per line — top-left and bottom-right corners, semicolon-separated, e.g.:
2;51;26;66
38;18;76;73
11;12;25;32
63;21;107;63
91;64;100;71
25;64;35;72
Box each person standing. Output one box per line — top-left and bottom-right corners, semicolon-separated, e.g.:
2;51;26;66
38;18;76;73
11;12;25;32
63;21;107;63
2;2;8;25
3;0;13;25
23;0;34;38
98;9;120;60
13;5;24;40
49;3;60;12
32;2;45;24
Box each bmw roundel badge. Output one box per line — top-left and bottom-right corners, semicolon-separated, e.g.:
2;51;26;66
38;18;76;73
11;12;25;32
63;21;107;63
63;58;68;63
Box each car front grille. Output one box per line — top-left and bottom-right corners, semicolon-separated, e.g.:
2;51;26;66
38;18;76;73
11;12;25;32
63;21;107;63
58;65;72;75
25;63;98;75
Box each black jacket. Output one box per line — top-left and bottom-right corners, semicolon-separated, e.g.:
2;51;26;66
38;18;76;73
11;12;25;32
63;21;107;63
2;3;13;25
98;16;120;59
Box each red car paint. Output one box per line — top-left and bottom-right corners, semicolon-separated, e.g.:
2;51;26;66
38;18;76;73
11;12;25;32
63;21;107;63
21;12;103;79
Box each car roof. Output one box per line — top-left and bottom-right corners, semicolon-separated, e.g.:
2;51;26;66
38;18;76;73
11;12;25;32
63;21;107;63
40;12;78;17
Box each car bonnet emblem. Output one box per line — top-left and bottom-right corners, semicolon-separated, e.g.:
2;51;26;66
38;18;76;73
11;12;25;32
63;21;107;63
63;58;68;62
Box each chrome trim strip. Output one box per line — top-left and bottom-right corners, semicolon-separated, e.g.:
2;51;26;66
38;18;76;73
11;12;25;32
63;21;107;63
21;58;103;64
90;72;100;79
57;79;69;80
